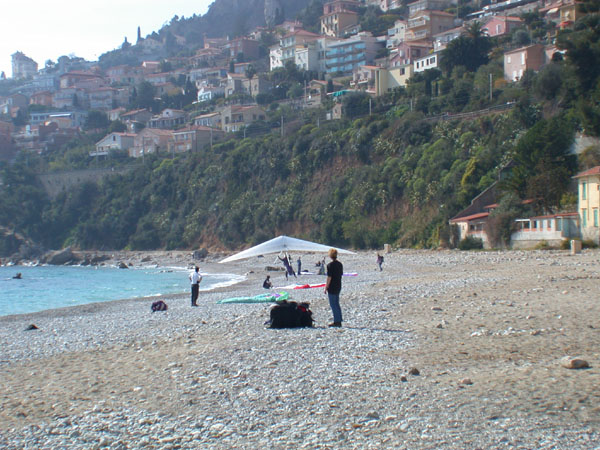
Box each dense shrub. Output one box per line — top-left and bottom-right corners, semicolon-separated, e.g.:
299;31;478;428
458;236;484;250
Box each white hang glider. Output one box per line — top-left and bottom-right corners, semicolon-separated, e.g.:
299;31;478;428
219;235;354;263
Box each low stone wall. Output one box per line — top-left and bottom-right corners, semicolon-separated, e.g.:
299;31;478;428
37;166;135;199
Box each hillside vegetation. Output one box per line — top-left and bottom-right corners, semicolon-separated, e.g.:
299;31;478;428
1;2;600;254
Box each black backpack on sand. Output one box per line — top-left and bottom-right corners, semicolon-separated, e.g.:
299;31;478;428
151;300;168;312
269;301;313;328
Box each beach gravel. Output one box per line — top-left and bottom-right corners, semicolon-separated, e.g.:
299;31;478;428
0;249;599;449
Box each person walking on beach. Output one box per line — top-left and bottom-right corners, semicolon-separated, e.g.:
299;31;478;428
189;266;202;307
324;248;343;327
376;253;384;271
297;256;302;276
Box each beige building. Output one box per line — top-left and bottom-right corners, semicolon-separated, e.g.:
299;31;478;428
374;65;414;96
406;10;456;41
321;10;359;37
574;166;600;244
220;105;266;133
169;126;225;154
131;128;173;158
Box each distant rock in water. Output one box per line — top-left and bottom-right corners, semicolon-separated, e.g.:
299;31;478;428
118;262;129;269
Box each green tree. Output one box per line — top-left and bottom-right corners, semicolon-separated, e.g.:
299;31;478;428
85;110;110;130
502;116;577;213
440;21;492;74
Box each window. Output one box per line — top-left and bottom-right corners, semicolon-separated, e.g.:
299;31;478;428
556;218;562;231
583;209;587;227
582;182;587;199
521;53;525;64
507;55;511;63
594;209;598;227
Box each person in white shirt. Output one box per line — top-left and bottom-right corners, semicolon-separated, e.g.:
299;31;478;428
189;266;202;307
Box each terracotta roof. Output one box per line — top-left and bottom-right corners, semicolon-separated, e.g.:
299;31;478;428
573;166;600;178
449;212;489;223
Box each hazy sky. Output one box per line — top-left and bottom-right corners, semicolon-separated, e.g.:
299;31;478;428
1;1;214;77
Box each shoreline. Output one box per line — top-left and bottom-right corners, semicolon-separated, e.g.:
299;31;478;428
1;249;599;449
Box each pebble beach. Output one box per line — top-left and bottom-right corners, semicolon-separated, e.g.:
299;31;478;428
0;249;599;449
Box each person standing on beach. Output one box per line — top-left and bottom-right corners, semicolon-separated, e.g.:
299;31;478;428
297;256;302;276
189;266;202;307
324;248;343;327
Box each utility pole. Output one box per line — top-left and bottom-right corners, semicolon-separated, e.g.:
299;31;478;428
489;73;493;101
280;115;284;138
369;98;372;116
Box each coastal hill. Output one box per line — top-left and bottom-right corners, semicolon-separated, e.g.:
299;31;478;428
1;0;600;256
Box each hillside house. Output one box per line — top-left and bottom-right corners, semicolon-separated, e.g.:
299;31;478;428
59;71;105;90
120;109;152;129
433;26;464;51
131;128;173;158
390;40;433;66
270;46;284;70
408;0;450;15
220;105;266;132
352;65;380;92
148;109;187;129
406;10;457;41
387;20;408;48
193;112;222;128
197;85;225;102
30;91;53;107
279;30;322;66
325;32;384;76
321;10;359;37
504;44;545;82
574;166;600;244
52;87;87;109
226;38;261;61
108;108;126;121
414;52;440;73
169;125;225;153
105;65;144;85
374;64;414;95
366;0;403;11
95;132;136;155
88;87;128;110
482;16;523;37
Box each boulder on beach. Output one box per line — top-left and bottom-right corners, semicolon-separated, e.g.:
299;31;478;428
193;248;208;260
118;262;129;269
44;247;80;265
560;356;590;369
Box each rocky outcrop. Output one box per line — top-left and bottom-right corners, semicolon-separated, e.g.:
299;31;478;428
43;247;80;265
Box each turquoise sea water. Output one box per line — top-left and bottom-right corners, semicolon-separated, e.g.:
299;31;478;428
0;265;243;317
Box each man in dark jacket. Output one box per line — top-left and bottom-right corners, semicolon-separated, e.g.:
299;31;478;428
324;248;343;327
